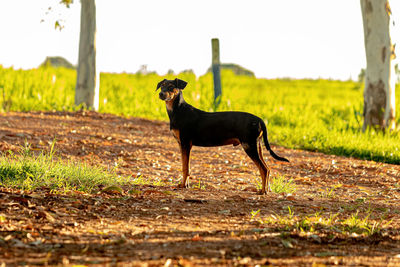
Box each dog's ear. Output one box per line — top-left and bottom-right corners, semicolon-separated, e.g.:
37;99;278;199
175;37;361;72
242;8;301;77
156;79;166;91
174;78;187;90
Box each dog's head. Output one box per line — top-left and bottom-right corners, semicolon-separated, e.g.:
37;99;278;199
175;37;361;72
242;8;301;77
156;78;187;101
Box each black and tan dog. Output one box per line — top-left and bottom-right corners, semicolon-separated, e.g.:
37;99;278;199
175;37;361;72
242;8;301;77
157;78;289;194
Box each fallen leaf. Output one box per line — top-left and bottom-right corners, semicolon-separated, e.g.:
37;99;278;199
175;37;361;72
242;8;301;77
191;234;202;241
37;210;56;223
286;195;296;201
281;239;293;248
101;185;123;194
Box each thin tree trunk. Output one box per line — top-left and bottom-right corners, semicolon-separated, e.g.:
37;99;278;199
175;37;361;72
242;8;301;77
75;0;99;110
360;0;395;131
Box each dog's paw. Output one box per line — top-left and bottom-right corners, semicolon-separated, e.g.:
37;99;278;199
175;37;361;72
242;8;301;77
177;183;189;189
257;190;267;195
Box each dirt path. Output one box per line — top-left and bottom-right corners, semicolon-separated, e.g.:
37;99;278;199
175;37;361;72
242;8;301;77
1;111;400;266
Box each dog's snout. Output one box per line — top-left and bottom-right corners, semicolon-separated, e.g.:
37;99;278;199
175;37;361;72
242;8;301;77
159;92;166;99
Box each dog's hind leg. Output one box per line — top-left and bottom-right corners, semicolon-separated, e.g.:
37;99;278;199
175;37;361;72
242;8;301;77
242;141;269;195
257;140;271;192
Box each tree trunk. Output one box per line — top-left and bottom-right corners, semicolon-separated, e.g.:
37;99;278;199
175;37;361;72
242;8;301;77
75;0;99;110
360;0;396;131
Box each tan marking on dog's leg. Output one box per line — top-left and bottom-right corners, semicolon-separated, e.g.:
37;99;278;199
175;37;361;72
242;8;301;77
253;158;267;195
178;143;192;188
242;141;268;194
257;141;271;192
181;154;189;188
258;130;263;139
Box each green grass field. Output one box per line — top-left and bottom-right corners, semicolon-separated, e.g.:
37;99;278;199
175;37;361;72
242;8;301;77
0;143;130;193
1;65;399;164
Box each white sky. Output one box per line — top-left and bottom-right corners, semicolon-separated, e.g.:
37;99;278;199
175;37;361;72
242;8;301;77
0;0;399;80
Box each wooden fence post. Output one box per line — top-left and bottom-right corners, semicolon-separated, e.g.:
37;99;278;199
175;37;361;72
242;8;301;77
211;38;222;109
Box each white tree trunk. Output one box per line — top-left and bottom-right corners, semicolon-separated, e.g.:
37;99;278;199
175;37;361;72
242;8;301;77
75;0;99;110
360;0;395;131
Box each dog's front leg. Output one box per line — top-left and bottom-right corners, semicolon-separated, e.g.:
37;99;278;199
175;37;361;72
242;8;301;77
178;143;192;188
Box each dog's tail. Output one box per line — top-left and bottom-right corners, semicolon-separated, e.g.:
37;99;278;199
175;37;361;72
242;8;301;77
260;120;289;162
